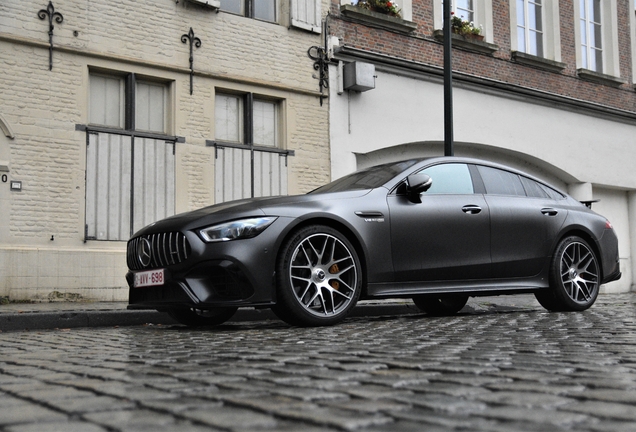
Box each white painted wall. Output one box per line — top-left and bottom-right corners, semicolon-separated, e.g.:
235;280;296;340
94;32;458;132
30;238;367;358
329;64;636;292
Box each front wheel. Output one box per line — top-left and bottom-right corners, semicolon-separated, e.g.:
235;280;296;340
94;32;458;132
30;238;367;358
536;236;600;312
412;295;468;316
166;307;237;327
272;225;362;327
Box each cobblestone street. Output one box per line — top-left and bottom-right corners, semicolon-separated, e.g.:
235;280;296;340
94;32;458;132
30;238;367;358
1;294;636;431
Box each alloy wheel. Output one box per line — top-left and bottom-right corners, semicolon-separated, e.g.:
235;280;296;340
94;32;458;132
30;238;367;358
288;233;358;318
559;241;599;304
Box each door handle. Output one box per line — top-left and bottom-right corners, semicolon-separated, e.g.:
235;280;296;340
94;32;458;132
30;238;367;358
541;208;558;216
462;205;482;215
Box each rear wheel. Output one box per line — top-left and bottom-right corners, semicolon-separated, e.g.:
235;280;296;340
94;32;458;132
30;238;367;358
167;307;237;326
412;295;468;316
272;225;362;326
536;236;600;312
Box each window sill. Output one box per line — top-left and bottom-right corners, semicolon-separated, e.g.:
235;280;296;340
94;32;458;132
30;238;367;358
340;5;417;34
511;51;566;73
184;0;221;10
433;30;498;55
577;69;626;87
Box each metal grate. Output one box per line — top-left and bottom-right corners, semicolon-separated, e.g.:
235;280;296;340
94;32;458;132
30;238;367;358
127;232;191;270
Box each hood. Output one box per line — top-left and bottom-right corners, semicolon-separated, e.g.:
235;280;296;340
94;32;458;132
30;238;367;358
132;190;371;236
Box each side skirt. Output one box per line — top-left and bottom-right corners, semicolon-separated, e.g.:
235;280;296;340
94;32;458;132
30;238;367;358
366;278;549;299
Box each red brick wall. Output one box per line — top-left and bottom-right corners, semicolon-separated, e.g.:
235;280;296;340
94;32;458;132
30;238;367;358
329;0;636;113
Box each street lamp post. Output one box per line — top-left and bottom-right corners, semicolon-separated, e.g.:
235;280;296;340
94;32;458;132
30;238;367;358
443;1;454;156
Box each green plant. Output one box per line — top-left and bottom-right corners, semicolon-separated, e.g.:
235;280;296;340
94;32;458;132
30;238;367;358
451;13;482;36
357;0;402;18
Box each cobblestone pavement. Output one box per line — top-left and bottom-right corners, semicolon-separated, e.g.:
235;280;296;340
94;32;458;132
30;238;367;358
1;294;636;432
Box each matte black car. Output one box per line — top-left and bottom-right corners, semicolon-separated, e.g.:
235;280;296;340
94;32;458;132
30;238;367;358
126;157;621;326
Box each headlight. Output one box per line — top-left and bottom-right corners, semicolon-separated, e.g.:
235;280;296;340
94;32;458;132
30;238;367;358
198;217;277;243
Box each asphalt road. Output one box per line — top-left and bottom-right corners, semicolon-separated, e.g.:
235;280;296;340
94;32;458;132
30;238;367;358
1;294;636;431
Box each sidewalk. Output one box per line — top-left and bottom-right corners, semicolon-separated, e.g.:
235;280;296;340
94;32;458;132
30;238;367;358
0;295;546;332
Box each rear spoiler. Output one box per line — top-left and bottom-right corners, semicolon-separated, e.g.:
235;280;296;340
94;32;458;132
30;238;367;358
580;199;599;209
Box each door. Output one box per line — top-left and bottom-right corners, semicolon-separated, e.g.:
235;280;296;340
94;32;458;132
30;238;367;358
388;163;491;282
476;165;567;278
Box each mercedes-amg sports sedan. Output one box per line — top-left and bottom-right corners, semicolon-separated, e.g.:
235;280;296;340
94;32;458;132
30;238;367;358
126;157;621;327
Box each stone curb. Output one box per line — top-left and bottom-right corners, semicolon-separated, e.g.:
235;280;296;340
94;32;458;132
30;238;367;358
0;303;423;332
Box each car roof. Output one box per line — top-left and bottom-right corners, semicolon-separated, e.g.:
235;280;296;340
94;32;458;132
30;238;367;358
379;156;566;196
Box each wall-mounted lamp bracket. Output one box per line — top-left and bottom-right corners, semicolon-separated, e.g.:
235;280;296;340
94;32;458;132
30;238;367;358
181;27;202;95
38;1;64;71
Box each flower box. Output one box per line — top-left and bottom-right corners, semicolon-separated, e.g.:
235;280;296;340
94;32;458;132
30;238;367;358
340;5;418;34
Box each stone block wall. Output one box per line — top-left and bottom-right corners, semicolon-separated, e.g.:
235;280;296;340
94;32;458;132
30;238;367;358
0;0;330;301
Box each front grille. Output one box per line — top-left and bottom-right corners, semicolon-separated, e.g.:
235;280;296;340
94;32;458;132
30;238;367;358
127;232;191;270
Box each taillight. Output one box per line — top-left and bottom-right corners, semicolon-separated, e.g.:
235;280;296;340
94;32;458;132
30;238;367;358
605;219;613;229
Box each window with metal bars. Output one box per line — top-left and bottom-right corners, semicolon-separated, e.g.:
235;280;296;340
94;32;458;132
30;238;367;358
209;91;293;203
80;72;178;241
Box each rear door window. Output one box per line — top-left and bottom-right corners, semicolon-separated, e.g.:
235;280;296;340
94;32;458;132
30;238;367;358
520;176;550;198
477;165;526;196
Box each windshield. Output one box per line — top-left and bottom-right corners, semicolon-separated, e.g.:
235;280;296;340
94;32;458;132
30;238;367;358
309;159;421;194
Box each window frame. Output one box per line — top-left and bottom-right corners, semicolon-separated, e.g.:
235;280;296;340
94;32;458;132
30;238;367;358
573;0;620;77
209;90;293;202
454;0;475;22
291;0;322;33
213;91;282;149
219;0;278;23
434;0;493;43
580;0;603;72
516;0;544;57
509;0;562;64
82;71;177;242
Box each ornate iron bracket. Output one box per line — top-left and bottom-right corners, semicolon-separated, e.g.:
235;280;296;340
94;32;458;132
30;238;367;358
38;1;64;71
308;46;329;106
181;27;202;95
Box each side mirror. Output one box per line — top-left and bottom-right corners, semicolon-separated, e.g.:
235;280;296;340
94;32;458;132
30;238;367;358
406;173;432;203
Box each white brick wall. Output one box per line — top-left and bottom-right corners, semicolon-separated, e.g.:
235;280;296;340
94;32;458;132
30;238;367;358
0;0;330;300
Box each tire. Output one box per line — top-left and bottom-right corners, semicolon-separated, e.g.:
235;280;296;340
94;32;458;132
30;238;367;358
272;225;362;326
167;307;237;327
412;295;468;316
534;289;563;311
537;235;600;312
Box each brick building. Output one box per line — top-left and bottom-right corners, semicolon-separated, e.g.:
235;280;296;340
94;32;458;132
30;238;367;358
0;0;330;301
327;0;636;292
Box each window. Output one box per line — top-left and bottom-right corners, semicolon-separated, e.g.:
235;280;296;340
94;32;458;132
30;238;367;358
477;166;526;196
291;0;321;32
421;163;474;195
434;0;493;42
85;72;175;241
517;0;543;57
510;0;563;68
214;93;278;147
520;176;549;198
212;91;291;203
89;75;124;128
219;0;276;22
455;0;474;21
573;0;620;78
580;0;603;72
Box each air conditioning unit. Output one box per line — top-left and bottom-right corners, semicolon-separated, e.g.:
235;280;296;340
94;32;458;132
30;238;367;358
185;0;221;9
343;62;375;92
